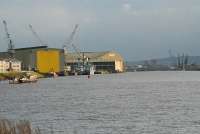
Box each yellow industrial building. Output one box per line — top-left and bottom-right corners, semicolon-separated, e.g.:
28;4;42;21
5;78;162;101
36;50;61;73
65;51;124;73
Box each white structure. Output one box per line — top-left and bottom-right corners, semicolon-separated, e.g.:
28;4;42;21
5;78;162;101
0;59;21;73
11;60;21;72
0;60;9;73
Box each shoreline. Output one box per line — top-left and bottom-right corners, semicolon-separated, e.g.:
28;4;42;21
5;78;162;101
0;71;45;81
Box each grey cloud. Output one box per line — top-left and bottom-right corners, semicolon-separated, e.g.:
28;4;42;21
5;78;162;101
0;0;200;61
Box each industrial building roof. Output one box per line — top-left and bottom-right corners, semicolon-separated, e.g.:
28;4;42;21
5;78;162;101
14;46;48;51
65;51;124;63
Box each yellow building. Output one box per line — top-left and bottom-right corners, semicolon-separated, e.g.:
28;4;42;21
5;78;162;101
36;50;61;73
65;51;124;73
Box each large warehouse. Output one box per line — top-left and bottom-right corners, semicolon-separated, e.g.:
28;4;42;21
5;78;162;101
0;46;65;74
65;51;124;73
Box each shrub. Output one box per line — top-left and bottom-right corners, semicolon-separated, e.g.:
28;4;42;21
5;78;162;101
0;119;41;134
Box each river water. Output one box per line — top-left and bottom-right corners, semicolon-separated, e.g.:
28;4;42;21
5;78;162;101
1;71;200;134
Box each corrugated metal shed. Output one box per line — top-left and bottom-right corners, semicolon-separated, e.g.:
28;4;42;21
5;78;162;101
65;51;124;73
65;51;123;63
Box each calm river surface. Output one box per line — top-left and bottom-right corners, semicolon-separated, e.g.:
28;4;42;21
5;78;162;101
1;71;200;134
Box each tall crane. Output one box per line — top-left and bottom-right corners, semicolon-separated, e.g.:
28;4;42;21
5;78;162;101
63;24;79;54
71;43;82;58
63;24;94;75
29;24;46;46
3;20;15;58
64;24;87;65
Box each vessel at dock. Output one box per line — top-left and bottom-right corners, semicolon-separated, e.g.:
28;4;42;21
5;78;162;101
9;74;38;84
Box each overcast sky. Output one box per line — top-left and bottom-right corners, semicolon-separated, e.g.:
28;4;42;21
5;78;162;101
0;0;200;61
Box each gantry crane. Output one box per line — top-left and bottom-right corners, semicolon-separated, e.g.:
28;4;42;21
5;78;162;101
3;20;15;58
28;24;46;46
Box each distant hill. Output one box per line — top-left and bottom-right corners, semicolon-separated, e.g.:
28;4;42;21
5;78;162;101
126;56;200;66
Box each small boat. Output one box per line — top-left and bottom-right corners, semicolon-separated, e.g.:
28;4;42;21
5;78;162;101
9;75;38;84
50;72;58;78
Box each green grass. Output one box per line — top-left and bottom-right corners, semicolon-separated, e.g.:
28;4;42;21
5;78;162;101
0;72;23;80
0;75;4;80
28;71;45;78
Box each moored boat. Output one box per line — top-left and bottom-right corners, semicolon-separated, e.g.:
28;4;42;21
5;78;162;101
9;74;38;84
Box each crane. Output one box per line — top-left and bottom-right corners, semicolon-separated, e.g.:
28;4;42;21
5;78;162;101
3;20;15;58
71;43;82;58
63;24;79;54
28;24;46;46
63;24;95;75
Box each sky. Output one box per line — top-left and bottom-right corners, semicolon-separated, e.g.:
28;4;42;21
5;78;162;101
0;0;200;61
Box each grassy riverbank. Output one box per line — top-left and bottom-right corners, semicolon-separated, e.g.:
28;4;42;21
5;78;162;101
0;71;45;80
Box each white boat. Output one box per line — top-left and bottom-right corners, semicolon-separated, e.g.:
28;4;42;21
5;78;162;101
9;75;38;84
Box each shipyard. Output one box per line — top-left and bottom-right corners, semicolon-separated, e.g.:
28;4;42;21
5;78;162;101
1;1;200;134
0;21;125;81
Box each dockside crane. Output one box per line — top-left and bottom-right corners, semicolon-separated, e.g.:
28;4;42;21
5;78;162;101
63;24;95;75
71;43;82;59
63;24;86;65
63;24;79;54
3;20;15;58
28;24;46;46
63;24;87;62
